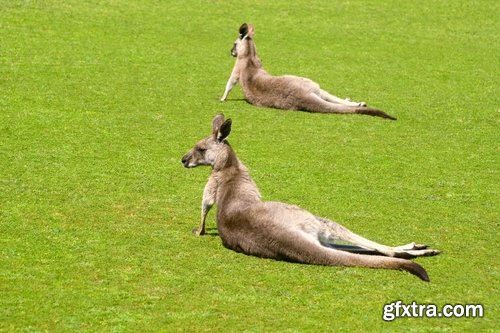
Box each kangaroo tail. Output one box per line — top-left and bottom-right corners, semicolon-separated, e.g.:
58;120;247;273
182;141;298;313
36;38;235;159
294;245;430;281
399;260;430;282
334;251;429;281
355;107;397;120
303;95;397;120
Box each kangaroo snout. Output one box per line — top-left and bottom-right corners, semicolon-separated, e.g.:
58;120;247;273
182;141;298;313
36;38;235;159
181;154;190;168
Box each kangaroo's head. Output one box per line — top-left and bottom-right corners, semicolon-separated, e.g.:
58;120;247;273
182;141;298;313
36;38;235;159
230;23;255;58
181;114;232;168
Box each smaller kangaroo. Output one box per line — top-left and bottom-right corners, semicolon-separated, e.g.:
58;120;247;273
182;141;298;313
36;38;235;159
181;114;439;281
221;23;396;120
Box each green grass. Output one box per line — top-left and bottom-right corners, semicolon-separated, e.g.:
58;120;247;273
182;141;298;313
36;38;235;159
1;0;498;331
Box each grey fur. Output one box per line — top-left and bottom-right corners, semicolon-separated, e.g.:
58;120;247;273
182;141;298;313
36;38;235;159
181;115;439;281
221;24;396;120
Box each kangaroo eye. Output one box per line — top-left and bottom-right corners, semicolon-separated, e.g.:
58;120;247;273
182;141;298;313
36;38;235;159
196;147;206;153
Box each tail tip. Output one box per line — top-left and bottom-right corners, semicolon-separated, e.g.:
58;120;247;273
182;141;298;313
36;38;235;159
356;108;397;120
420;270;430;282
406;262;430;282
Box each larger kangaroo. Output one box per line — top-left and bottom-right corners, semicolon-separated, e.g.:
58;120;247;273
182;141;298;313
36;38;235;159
221;24;396;120
181;114;439;281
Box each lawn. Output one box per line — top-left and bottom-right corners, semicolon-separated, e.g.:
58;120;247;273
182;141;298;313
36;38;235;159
1;0;498;331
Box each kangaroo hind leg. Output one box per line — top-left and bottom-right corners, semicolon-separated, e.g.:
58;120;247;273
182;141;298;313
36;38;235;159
315;216;440;259
318;89;366;107
304;93;357;114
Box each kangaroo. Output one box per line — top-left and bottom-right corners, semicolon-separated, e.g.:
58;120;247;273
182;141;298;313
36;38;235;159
181;114;439;281
221;24;396;120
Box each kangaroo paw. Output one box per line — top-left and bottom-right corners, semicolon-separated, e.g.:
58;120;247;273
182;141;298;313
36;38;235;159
192;228;206;236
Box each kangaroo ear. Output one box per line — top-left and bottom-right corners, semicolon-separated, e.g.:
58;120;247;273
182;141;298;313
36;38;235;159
212;113;225;137
239;23;248;39
247;24;255;38
217;119;232;142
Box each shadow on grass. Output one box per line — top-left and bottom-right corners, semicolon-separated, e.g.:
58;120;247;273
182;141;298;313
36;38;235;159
192;227;219;237
204;227;219;236
213;97;248;103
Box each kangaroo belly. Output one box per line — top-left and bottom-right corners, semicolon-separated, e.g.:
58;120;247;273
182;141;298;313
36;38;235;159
217;201;326;261
241;73;320;110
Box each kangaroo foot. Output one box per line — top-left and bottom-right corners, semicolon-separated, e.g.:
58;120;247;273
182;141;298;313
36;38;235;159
345;98;367;107
393;248;440;259
395;242;429;251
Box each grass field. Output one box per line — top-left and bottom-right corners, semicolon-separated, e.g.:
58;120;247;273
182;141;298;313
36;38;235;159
1;0;498;331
